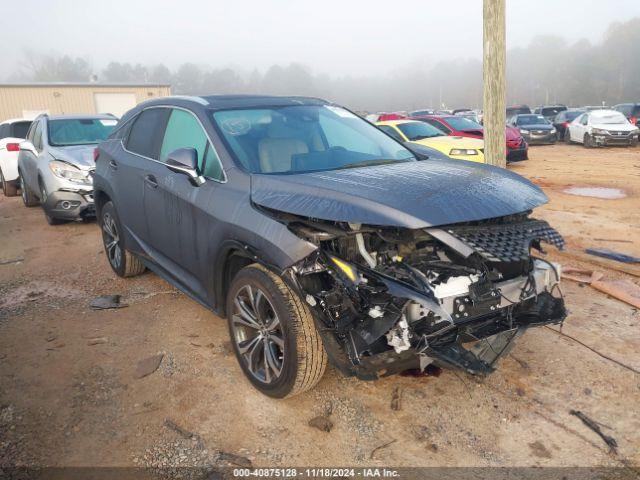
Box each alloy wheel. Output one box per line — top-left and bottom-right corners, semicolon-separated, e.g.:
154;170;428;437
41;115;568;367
102;212;122;269
231;285;285;384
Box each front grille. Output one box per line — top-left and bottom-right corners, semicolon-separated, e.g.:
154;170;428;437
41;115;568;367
445;219;564;262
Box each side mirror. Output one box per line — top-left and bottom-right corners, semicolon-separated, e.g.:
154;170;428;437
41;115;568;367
164;148;205;186
20;141;37;155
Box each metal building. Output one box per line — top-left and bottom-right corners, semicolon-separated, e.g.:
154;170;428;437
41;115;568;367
0;83;171;120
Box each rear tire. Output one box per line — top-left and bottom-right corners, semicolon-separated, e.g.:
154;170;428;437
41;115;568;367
226;264;327;398
100;200;146;277
19;171;39;207
1;169;18;197
564;130;572;144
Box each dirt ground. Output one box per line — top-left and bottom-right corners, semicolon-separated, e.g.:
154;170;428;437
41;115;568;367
1;144;639;474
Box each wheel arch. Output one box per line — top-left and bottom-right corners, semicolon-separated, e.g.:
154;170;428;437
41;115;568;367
93;189;112;219
214;241;282;318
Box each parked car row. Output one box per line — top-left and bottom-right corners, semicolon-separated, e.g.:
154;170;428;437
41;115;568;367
503;104;640;148
1;95;568;399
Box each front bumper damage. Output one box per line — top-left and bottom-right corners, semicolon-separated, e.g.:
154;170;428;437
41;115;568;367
281;213;566;379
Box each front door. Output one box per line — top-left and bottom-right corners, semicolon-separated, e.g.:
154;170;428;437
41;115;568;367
142;107;225;300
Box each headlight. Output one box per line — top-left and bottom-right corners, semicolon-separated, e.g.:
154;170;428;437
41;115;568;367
49;160;91;185
550;128;556;133
449;149;478;156
519;129;530;134
591;128;608;135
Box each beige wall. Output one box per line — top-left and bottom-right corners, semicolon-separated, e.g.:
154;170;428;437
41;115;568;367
0;84;171;120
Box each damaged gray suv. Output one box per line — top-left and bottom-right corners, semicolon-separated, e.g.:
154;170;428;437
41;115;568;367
94;95;566;398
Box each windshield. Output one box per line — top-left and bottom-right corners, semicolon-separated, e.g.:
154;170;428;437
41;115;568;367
211;105;415;174
48;118;117;146
594;113;629;125
517;115;549;126
396;121;444;140
446;116;482;131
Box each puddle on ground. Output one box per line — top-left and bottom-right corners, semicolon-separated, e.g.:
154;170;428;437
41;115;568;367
563;187;626;199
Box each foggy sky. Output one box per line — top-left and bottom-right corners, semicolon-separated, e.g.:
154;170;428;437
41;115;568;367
3;0;640;79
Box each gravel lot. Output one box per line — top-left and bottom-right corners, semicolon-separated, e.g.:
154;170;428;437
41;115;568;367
0;144;639;474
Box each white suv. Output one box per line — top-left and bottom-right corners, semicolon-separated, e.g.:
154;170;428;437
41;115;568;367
0;118;33;196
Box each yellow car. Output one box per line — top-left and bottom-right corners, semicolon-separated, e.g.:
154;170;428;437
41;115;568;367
376;120;485;163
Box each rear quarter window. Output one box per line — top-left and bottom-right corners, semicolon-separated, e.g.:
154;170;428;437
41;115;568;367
10;121;32;139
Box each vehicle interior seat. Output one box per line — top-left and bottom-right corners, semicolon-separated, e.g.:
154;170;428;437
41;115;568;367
258;120;309;173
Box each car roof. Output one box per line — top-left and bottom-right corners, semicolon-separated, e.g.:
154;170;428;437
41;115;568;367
43;113;117;121
189;94;329;110
589;109;625;118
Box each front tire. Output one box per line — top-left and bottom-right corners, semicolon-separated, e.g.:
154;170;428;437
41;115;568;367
226;264;327;398
100;200;146;277
39;181;66;225
19;171;39;207
584;134;594;148
1;169;18;197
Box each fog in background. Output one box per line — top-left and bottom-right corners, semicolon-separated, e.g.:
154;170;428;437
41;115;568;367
2;0;640;111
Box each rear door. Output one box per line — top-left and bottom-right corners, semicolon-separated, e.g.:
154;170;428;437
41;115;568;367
142;107;225;299
573;114;588;142
117;107;170;250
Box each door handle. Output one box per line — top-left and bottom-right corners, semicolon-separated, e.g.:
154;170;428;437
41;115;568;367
109;159;118;170
144;175;158;189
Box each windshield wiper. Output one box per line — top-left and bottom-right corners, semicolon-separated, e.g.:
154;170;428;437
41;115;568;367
334;159;411;170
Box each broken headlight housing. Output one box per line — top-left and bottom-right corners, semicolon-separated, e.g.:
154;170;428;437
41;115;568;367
49;160;92;186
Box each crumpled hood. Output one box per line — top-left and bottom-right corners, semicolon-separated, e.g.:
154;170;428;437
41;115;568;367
48;145;96;170
590;122;638;132
251;159;548;229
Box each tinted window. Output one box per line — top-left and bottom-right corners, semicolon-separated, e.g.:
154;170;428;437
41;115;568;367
10;121;31;139
160;109;223;180
0;124;8;139
48;118;116;146
126;109;169;159
378;125;405;142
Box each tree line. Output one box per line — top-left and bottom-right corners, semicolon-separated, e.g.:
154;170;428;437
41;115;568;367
9;17;640;112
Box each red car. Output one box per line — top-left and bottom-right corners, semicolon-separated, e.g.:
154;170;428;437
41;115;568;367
412;115;529;163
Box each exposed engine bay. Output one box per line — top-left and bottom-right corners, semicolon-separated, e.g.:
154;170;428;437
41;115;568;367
275;209;567;379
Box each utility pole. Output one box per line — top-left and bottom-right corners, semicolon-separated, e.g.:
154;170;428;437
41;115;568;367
483;0;506;167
